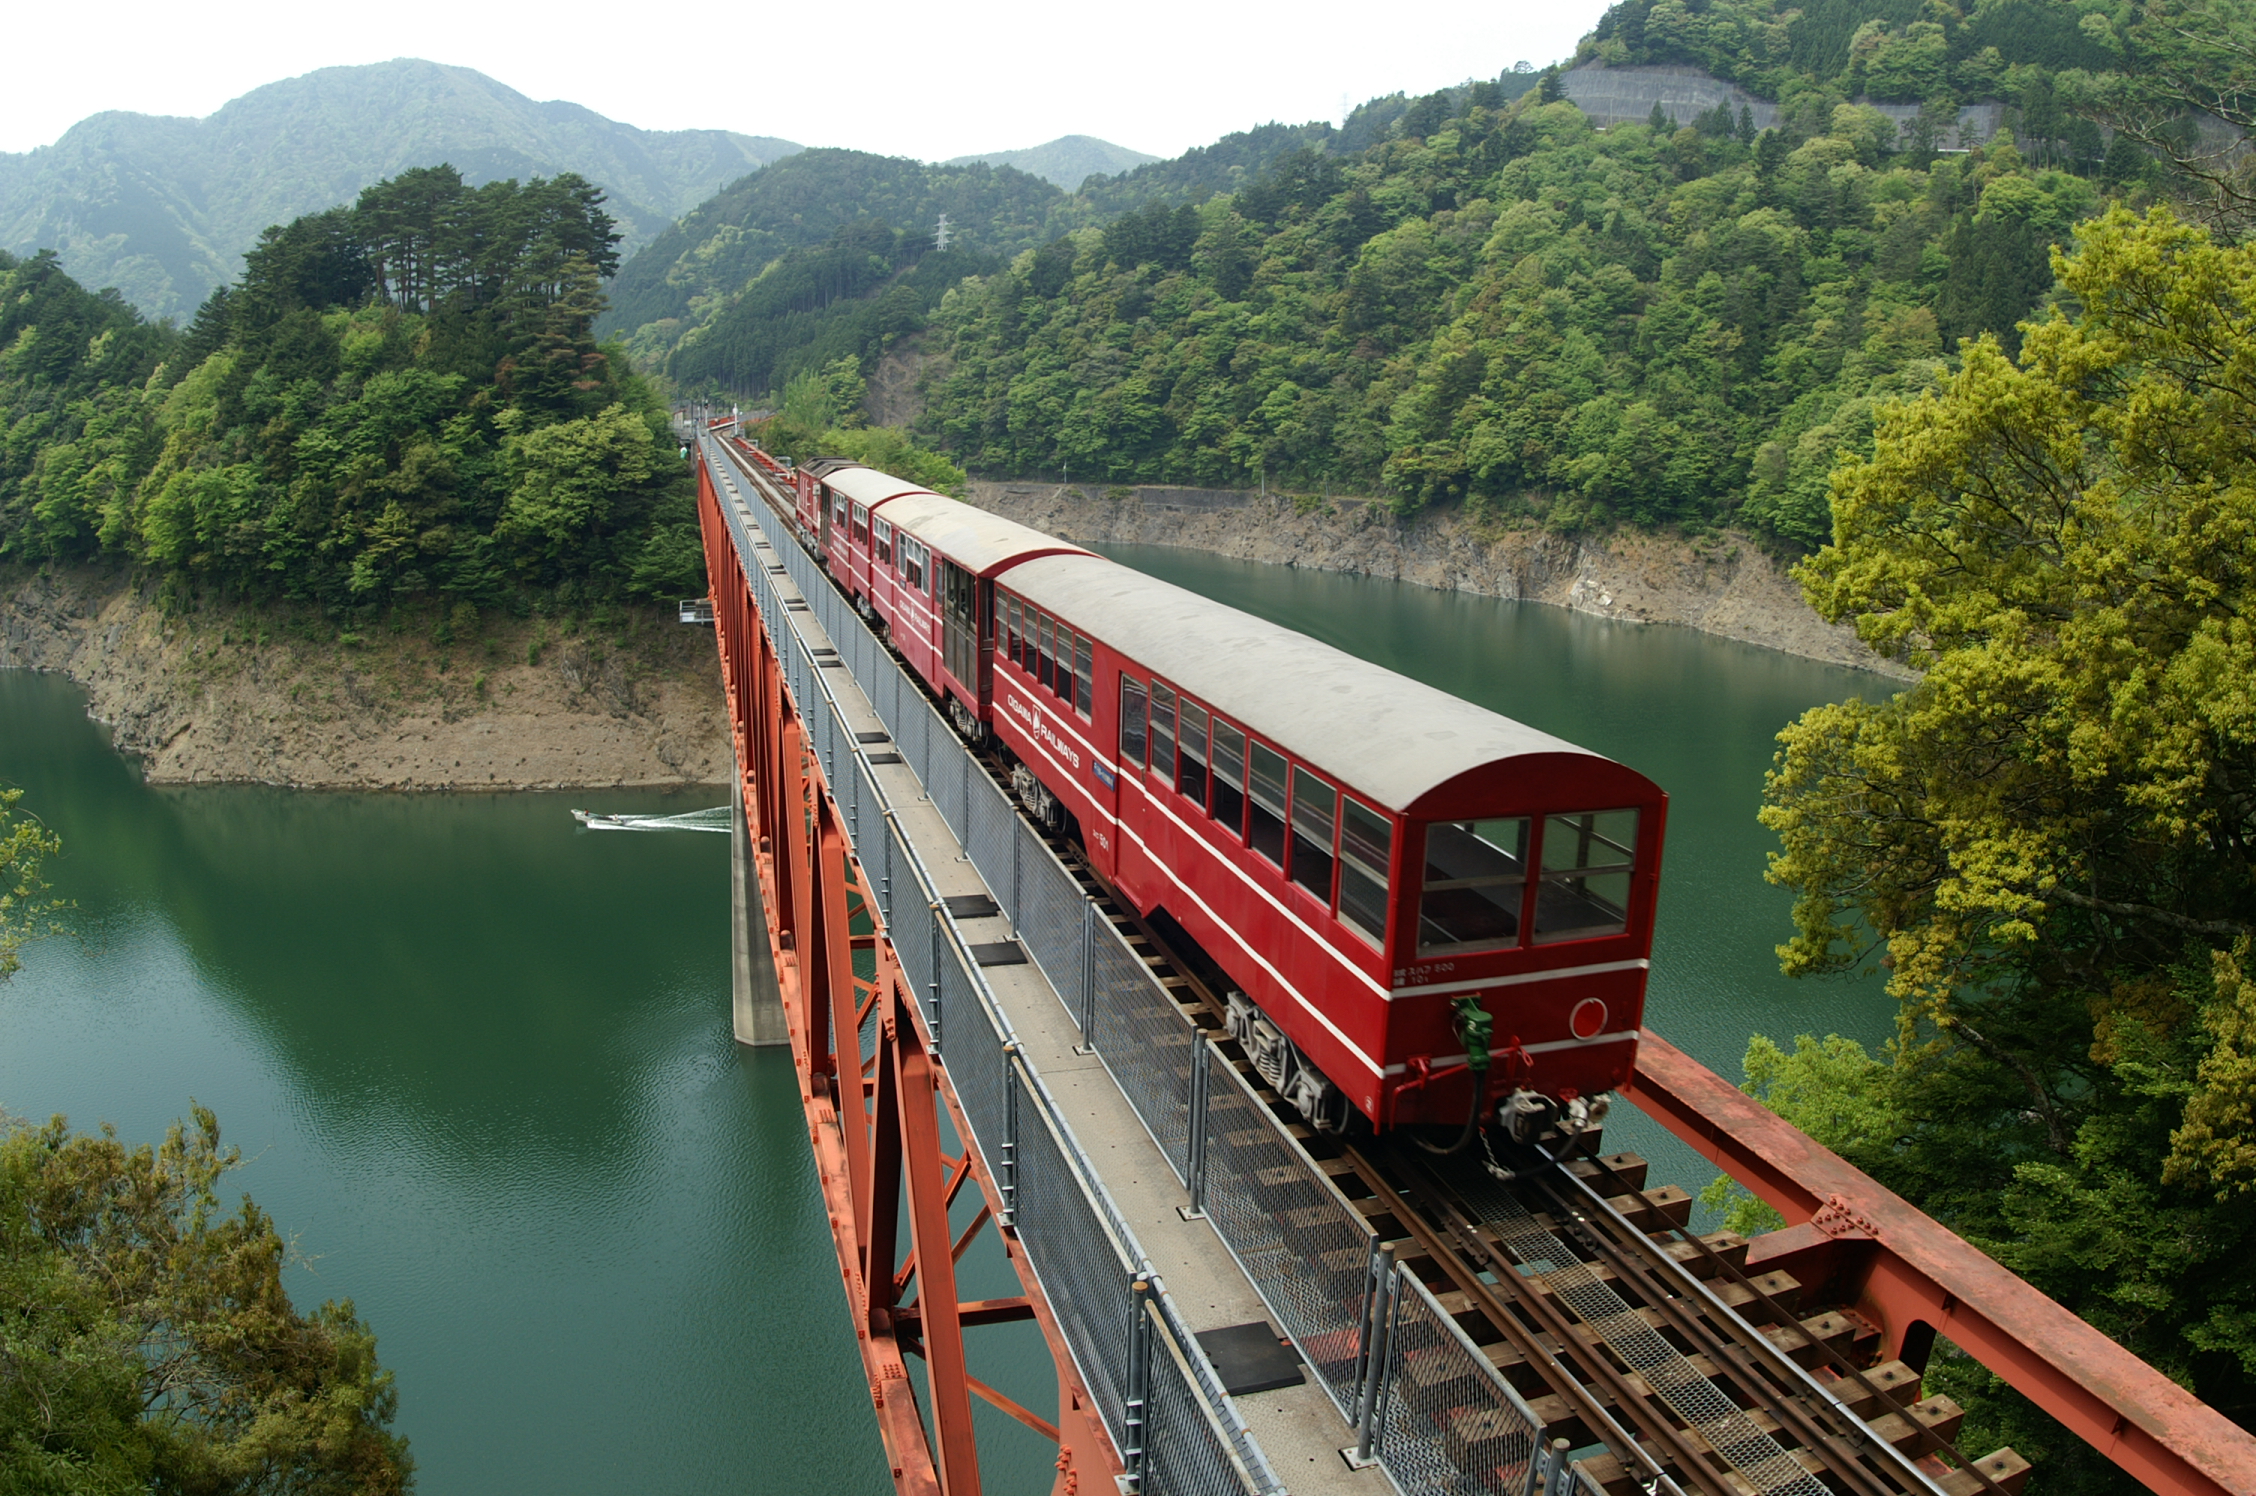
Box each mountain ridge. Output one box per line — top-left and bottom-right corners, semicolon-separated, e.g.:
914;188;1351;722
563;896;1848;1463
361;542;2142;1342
943;135;1159;189
0;59;801;321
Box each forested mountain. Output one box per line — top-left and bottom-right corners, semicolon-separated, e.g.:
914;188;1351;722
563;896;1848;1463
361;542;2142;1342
900;0;2164;546
596;149;1068;388
605;108;1493;403
944;136;1159;190
0;168;700;610
0;60;800;323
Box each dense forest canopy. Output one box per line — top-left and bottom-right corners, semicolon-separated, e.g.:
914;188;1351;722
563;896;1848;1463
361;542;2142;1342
0;165;704;612
633;0;2183;549
915;84;2111;544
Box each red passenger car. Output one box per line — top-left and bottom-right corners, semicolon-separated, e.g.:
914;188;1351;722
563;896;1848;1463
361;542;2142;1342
987;556;1665;1133
728;443;1668;1138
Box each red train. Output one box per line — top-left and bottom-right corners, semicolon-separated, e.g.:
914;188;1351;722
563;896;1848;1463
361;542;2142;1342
729;434;1666;1143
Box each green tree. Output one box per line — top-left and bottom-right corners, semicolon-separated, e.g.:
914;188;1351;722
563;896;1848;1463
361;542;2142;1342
0;787;64;981
0;1108;412;1493
1753;206;2256;1478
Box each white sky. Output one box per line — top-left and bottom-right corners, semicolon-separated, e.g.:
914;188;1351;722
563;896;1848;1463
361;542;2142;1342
0;0;1614;162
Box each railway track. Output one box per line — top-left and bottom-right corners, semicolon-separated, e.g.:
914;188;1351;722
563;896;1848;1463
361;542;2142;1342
723;437;2034;1496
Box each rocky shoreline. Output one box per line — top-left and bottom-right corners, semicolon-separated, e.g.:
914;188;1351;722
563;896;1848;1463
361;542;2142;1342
964;481;1912;679
0;567;734;790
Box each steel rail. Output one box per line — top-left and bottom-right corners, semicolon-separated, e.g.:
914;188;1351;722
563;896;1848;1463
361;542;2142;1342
1514;1164;1927;1496
1560;1150;2016;1496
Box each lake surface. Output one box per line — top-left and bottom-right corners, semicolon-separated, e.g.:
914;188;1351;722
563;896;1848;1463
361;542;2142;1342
0;554;1900;1493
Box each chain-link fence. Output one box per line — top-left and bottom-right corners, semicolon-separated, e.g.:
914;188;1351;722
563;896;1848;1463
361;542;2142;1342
1143;1294;1280;1496
1197;1051;1377;1417
1372;1265;1543;1496
964;773;1020;927
1087;921;1197;1183
1015;823;1091;1028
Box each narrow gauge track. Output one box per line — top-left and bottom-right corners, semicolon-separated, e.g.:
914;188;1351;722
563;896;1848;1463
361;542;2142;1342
717;439;2034;1496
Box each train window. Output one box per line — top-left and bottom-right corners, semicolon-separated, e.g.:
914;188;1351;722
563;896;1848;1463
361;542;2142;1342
1053;628;1074;704
1534;810;1638;943
851;504;869;542
1248;743;1287;866
1338;798;1391;947
1177;701;1209;806
1005;597;1022;665
1288;768;1337;901
1418;819;1531;955
902;539;926;592
874;519;893;565
1036;613;1055;688
1210;719;1247;835
1074;635;1093;716
1120;676;1148;766
1149;682;1177;776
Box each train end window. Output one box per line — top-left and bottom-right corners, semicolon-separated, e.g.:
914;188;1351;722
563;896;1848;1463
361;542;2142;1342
1534;810;1638;943
1339;798;1391;947
1177;700;1210;807
1418;818;1529;955
1248;742;1287;866
1210;719;1247;837
1289;767;1336;902
1074;635;1093;716
1120;676;1148;766
1150;681;1177;777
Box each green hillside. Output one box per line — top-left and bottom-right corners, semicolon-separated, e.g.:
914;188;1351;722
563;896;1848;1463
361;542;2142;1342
597;149;1069;381
0;167;701;611
0;59;800;322
907;0;2163;547
602;120;1389;394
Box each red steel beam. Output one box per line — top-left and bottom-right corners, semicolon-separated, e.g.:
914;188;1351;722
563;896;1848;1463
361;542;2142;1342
1625;1029;2256;1496
694;452;1121;1496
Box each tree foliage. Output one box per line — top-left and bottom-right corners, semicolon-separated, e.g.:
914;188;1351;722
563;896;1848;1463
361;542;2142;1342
0;787;65;982
917;92;2099;539
1753;206;2256;1478
0;1107;412;1494
0;167;705;609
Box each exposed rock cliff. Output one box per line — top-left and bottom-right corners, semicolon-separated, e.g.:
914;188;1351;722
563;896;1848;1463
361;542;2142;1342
0;568;733;788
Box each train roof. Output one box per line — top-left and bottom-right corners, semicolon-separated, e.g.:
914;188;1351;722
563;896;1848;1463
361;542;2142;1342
885;494;1091;575
825;466;937;507
1002;552;1613;812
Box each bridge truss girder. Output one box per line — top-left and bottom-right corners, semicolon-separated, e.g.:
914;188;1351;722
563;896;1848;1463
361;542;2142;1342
698;457;1117;1496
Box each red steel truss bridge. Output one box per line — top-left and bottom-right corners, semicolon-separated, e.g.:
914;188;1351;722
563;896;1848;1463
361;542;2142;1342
687;416;2256;1496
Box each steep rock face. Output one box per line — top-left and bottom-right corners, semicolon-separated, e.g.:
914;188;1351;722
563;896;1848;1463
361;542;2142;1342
965;482;1910;678
0;568;733;789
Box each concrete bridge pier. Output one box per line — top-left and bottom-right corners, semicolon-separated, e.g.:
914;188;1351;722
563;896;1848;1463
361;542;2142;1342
731;764;787;1046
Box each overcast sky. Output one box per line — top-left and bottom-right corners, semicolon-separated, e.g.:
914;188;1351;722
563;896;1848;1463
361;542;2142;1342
2;0;1614;162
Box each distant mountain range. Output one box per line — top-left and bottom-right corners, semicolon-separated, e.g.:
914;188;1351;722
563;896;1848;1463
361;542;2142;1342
943;135;1158;190
0;59;801;322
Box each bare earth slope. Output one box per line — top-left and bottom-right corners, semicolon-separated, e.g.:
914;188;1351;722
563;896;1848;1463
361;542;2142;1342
966;482;1909;678
0;569;731;789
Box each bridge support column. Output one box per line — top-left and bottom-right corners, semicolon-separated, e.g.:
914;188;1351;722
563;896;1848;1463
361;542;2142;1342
731;757;786;1046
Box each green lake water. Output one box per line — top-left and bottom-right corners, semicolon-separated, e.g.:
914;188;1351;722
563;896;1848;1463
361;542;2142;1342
0;551;1899;1493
